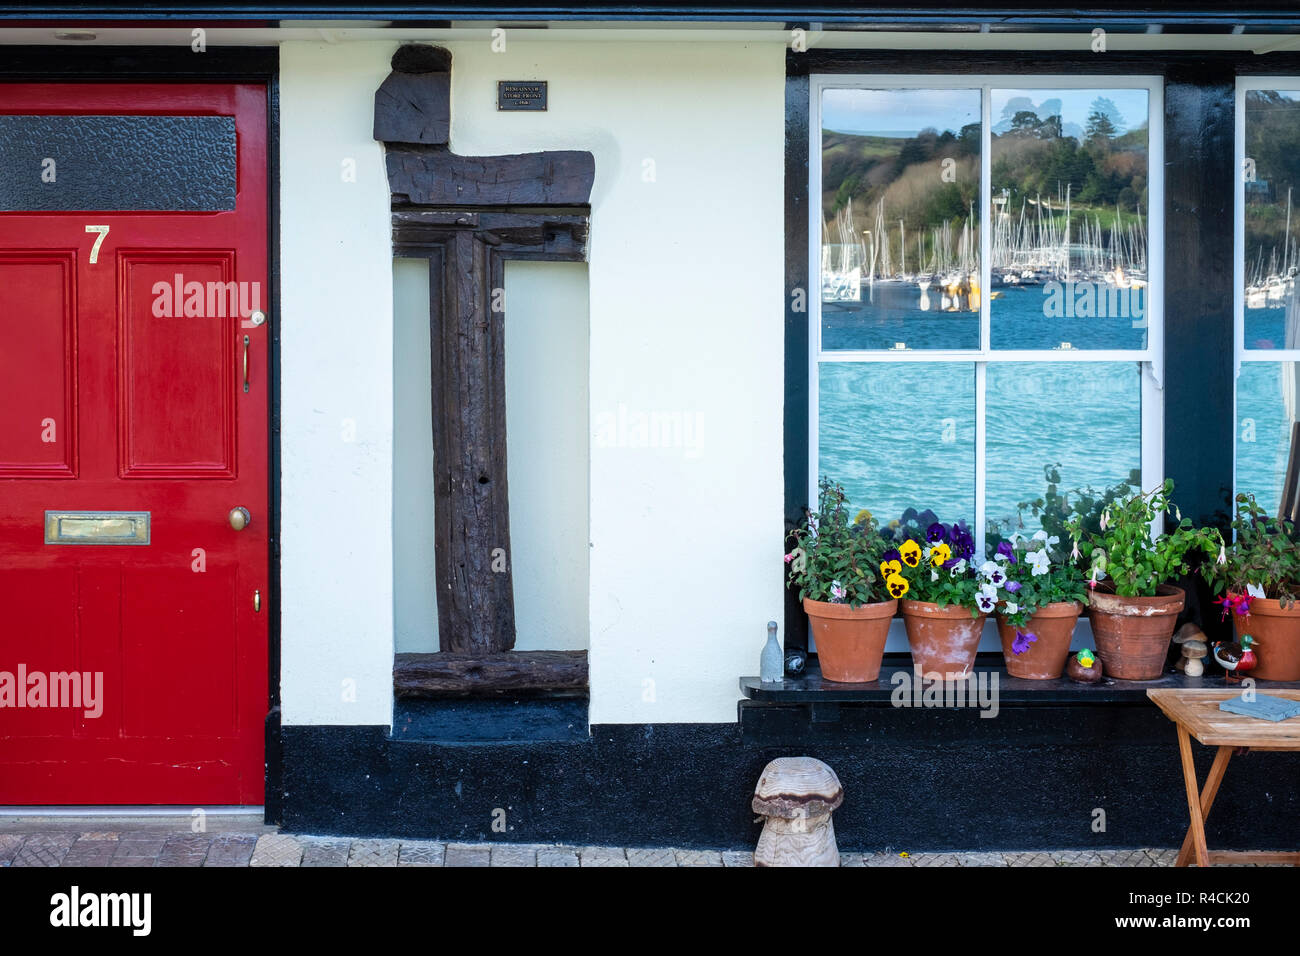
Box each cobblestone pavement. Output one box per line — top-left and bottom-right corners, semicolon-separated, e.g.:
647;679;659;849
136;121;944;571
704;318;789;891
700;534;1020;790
0;826;1208;867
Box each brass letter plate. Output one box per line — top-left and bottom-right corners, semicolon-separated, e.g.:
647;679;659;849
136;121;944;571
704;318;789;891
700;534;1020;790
44;510;151;545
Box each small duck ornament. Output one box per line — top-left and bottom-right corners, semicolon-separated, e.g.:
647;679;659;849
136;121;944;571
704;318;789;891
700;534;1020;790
1067;648;1103;683
1212;634;1258;681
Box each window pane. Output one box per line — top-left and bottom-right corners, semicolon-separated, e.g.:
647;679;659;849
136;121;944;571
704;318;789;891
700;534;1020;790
818;362;975;525
820;89;981;351
985;362;1142;543
1237;361;1298;514
1244;91;1300;350
990;89;1149;350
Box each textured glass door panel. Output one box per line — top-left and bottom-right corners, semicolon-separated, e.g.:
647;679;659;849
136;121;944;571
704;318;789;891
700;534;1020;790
0;115;236;211
820;89;981;351
989;89;1150;351
986;362;1141;542
818;362;976;525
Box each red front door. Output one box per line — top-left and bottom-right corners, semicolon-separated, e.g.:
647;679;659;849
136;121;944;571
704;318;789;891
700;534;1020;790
0;84;269;804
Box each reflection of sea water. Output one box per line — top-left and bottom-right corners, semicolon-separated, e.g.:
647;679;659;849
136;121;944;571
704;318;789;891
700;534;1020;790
818;295;1299;534
823;282;1146;351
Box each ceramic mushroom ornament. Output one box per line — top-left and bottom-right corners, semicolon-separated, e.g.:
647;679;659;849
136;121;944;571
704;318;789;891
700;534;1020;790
751;756;843;867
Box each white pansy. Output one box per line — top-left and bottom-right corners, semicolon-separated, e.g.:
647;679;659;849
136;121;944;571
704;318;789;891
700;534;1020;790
1005;602;1019;615
1028;549;1051;576
979;560;1001;580
951;558;967;574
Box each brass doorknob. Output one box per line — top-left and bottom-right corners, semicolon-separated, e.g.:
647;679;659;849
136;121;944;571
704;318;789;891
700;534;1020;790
228;507;251;531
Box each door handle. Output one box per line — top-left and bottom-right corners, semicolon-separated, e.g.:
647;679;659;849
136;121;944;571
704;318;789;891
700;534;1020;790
253;590;261;613
228;507;251;531
242;335;250;393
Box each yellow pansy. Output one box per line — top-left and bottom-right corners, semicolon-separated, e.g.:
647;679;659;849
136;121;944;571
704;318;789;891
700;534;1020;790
880;558;902;578
929;542;952;567
886;573;909;599
900;539;922;567
854;509;872;526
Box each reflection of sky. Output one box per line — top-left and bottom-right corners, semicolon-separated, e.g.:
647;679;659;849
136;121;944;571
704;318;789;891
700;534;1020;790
823;88;980;138
992;89;1148;134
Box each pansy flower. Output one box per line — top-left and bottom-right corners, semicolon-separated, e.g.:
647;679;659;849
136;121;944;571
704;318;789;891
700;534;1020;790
900;539;922;567
929;542;952;567
950;520;976;561
1028;549;1051;576
926;522;948;543
1011;631;1038;655
1005;580;1022;594
978;561;1007;587
886;573;909;599
976;587;998;614
880;558;902;578
995;540;1016;563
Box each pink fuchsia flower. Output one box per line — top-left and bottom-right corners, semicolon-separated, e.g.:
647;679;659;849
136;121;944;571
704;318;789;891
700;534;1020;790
830;581;847;603
784;552;795;564
1214;591;1254;620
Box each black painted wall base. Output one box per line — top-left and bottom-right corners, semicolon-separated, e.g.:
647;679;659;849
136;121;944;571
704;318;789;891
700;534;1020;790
279;701;1300;851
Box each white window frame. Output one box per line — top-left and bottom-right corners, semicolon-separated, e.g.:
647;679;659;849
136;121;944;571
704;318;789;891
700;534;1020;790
1234;77;1300;501
809;73;1166;558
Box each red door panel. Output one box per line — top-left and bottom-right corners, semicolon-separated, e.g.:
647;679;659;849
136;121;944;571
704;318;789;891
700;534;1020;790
0;83;268;805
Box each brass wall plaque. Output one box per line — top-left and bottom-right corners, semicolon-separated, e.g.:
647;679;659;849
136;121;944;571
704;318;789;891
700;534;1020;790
44;511;151;545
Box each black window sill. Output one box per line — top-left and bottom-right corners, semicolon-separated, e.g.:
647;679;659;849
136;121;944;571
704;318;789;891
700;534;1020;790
740;652;1300;706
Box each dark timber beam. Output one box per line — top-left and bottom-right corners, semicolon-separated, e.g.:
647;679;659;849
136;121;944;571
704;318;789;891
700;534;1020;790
394;651;589;699
378;45;594;661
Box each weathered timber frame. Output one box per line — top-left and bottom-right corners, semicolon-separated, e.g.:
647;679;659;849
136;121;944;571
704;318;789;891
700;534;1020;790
378;45;594;695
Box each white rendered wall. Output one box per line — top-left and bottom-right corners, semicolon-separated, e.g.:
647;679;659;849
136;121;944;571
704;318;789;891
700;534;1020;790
281;38;786;725
279;41;396;725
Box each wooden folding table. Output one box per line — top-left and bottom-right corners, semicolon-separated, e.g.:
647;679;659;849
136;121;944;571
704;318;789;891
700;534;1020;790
1147;688;1300;867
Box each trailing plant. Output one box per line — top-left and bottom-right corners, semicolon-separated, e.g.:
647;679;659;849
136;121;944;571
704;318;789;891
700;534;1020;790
1204;492;1300;613
1065;479;1223;598
785;478;890;607
988;463;1141;551
989;531;1090;655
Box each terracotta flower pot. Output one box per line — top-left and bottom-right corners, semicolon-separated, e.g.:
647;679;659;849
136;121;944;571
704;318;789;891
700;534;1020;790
1088;584;1185;680
804;597;898;683
1235;598;1300;681
900;600;987;680
997;601;1083;680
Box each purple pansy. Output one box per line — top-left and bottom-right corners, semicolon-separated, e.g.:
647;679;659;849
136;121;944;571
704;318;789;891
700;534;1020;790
1011;631;1038;655
926;522;949;543
882;547;901;563
1005;580;1022;594
949;520;976;561
996;540;1017;563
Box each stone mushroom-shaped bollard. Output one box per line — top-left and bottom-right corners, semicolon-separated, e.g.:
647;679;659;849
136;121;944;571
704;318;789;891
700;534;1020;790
752;756;843;867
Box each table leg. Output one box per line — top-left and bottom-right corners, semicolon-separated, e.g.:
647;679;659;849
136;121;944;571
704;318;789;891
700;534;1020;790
1175;744;1232;867
1176;725;1212;867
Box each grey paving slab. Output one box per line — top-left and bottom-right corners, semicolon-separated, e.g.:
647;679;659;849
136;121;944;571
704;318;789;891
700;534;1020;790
1053;850;1108;867
156;835;212;867
203;834;258;867
11;832;75;867
62;836;121;867
909;852;962;867
864;852;914;867
721;850;755;867
1002;851;1057;867
1145;848;1178;866
250;833;304;867
626;847;678;867
444;843;491;868
299;837;352;868
490;845;539;867
0;834;27;865
398;841;446;867
578;846;628;867
347;839;400;867
536;846;579;867
674;849;723;867
957;852;1008;867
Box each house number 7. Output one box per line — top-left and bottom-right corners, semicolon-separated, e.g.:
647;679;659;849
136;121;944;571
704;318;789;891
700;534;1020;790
84;224;109;264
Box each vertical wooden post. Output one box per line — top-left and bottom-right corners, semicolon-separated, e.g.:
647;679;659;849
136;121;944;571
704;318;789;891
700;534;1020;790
431;231;516;654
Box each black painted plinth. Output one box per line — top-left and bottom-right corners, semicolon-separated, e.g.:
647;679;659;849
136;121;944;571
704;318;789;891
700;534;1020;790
280;694;1300;851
